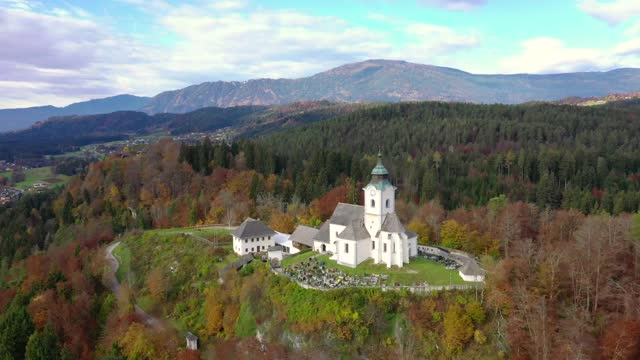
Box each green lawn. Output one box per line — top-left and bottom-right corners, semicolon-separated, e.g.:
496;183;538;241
283;251;470;286
281;249;314;267
149;227;231;239
0;166;70;190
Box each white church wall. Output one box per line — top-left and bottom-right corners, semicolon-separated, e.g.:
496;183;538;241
337;239;358;267
356;239;370;265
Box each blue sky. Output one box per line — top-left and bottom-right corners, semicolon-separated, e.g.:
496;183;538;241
1;0;639;107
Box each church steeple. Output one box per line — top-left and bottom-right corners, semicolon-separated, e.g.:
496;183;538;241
371;151;389;181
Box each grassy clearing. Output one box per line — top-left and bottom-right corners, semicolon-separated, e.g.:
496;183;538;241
0;166;70;190
148;227;232;240
281;249;314;268
283;250;469;286
317;255;469;285
121;229;239;334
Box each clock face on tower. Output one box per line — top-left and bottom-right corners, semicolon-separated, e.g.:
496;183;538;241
370;189;376;196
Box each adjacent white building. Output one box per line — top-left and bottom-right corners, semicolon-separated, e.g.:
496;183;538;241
307;153;418;268
232;218;276;255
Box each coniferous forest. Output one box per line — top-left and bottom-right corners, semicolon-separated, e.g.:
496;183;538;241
1;101;640;359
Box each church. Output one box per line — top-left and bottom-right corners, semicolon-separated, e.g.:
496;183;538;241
306;153;418;268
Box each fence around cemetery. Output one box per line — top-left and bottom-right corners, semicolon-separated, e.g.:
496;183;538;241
271;265;484;293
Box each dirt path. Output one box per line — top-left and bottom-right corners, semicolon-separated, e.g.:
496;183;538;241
105;241;163;330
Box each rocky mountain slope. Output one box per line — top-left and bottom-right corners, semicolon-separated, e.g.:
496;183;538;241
3;60;640;132
142;60;640;113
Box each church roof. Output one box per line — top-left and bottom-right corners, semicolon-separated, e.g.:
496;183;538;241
338;220;371;241
232;218;276;239
289;225;318;247
459;259;485;277
380;213;406;233
313;220;331;243
404;228;417;238
329;203;364;226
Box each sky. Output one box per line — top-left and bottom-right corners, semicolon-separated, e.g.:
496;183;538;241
1;0;640;108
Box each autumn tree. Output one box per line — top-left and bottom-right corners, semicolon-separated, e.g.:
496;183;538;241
440;220;468;249
204;288;224;336
407;218;430;245
442;304;474;354
146;267;168;302
268;212;295;234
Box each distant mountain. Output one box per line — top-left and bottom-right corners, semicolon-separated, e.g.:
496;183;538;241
0;101;365;160
0;94;150;132
141;60;640;113
4;59;640;132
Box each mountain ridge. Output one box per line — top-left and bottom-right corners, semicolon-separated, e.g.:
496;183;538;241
0;94;151;132
3;59;640;132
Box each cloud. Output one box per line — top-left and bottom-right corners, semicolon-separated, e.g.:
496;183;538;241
578;0;640;26
0;7;181;107
625;19;640;35
418;0;487;12
209;0;247;11
403;23;479;55
498;37;640;74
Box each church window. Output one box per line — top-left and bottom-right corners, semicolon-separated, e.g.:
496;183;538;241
385;199;390;208
245;248;248;253
345;243;349;253
372;241;375;249
383;243;387;253
371;199;375;208
387;233;391;239
393;243;396;253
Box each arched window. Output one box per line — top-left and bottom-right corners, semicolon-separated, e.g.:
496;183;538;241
385;199;390;208
371;199;375;208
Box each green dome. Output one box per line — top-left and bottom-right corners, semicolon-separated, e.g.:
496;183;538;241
371;151;389;176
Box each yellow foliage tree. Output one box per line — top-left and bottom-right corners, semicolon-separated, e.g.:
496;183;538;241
204;289;224;336
119;323;157;359
442;304;474;354
440;220;468;249
268;212;296;234
407;218;431;245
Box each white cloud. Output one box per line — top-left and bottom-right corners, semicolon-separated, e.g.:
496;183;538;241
209;0;247;11
403;23;479;55
625;19;640;35
578;0;640;26
498;37;640;74
419;0;487;12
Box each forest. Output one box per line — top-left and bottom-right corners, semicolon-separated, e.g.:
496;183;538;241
0;101;639;359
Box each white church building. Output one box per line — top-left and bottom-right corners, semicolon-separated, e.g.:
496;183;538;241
306;153;418;268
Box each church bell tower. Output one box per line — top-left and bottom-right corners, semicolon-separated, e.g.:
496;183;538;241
363;152;396;236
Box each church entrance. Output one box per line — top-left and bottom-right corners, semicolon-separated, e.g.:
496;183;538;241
321;244;326;252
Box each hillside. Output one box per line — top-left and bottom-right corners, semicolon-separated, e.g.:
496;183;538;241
141;60;640;113
0;95;151;132
0;101;364;160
